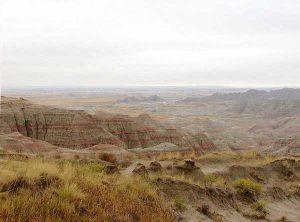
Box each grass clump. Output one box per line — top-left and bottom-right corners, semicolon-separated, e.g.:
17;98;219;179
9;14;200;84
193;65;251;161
173;196;187;212
234;178;262;200
251;199;266;212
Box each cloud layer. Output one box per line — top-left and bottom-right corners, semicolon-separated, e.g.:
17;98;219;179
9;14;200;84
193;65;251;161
2;0;300;87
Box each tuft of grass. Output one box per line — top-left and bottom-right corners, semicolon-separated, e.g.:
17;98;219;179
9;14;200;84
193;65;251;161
58;183;85;200
201;173;229;190
203;173;218;187
173;196;187;212
234;178;262;200
251;199;266;212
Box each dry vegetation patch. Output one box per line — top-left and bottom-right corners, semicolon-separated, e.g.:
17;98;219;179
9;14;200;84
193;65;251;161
0;159;175;222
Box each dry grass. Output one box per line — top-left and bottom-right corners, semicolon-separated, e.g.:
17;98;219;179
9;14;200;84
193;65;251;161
144;149;278;165
0;158;175;222
98;152;117;163
153;150;198;161
195;150;279;166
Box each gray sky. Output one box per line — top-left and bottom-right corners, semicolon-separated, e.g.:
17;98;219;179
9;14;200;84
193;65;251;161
1;0;300;87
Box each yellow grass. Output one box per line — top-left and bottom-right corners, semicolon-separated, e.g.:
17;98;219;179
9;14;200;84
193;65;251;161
0;159;175;222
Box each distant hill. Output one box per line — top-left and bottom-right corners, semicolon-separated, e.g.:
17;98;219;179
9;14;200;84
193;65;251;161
116;95;164;103
204;88;300;101
180;88;300;117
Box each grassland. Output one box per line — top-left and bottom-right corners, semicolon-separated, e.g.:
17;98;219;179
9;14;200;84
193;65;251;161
0;158;175;222
0;151;299;222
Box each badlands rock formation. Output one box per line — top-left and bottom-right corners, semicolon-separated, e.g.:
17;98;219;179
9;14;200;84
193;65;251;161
0;97;124;148
0;97;215;153
96;112;215;152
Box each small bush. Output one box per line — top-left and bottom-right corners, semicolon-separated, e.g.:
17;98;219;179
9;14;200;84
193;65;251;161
98;153;117;163
251;199;266;212
234;178;262;200
203;174;218;187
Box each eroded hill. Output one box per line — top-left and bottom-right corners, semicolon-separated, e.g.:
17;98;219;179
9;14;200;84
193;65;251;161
0;96;215;153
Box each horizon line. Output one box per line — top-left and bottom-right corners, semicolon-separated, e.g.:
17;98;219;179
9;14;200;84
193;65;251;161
1;84;300;89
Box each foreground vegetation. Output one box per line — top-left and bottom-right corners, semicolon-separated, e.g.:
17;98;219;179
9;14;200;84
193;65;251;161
0;159;175;222
0;150;299;222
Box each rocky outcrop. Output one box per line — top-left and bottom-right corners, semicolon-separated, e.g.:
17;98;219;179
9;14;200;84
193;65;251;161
0;97;124;149
96;113;216;152
132;163;148;175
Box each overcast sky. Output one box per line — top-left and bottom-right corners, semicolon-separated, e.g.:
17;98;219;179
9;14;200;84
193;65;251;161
1;0;300;87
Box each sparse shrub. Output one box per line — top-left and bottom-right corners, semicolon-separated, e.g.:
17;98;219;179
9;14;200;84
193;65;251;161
234;178;262;200
88;162;104;173
251;199;266;213
98;153;117;163
173;196;187;212
203;174;218;187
